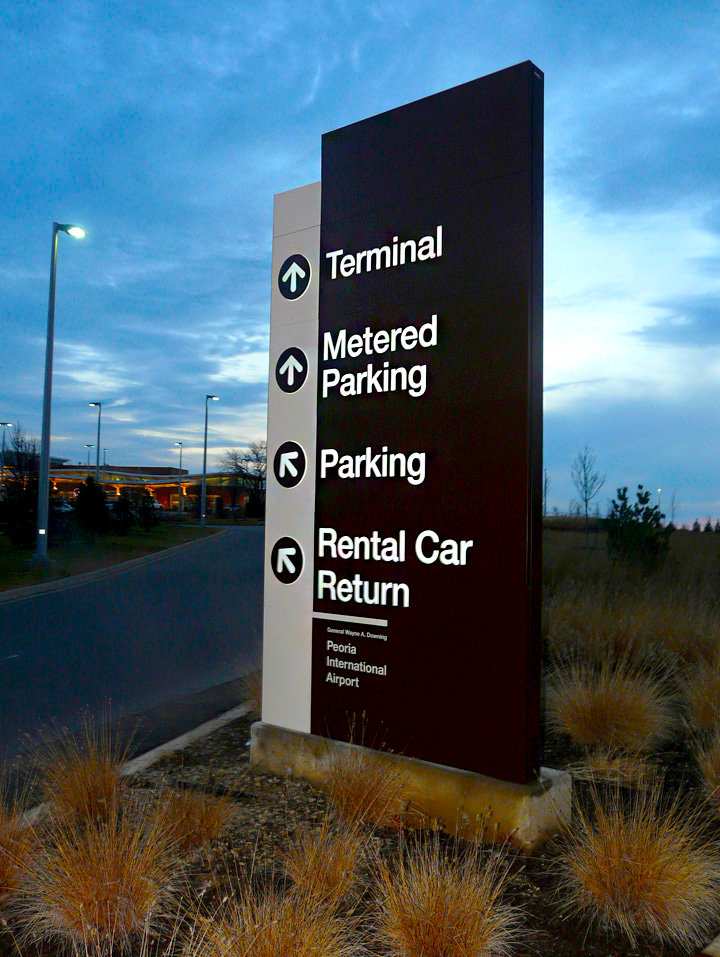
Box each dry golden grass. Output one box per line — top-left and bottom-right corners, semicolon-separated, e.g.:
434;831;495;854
322;745;410;829
684;655;720;731
158;788;232;852
280;818;365;911
556;780;720;949
697;729;720;810
240;667;262;716
0;797;33;900
36;716;130;821
15;803;178;954
545;580;720;665
189;884;357;957
565;749;653;788
546;657;674;753
375;835;522;957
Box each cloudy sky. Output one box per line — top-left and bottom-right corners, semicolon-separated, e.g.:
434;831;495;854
2;1;718;524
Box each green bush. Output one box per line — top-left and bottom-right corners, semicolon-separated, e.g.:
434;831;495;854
110;491;135;535
606;485;673;572
74;477;108;536
138;491;159;530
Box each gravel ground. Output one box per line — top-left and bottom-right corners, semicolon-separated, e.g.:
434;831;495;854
117;710;706;957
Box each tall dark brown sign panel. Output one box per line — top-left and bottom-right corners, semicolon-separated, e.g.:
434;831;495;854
311;62;543;784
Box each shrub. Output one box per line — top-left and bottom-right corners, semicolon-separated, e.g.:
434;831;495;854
74;476;109;535
15;805;177;954
556;780;720;948
606;485;672;571
281;818;365;911
138;491;159;530
546;658;674;753
110;490;135;534
376;835;522;957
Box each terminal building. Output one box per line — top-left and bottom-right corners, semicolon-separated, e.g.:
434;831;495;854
49;464;247;512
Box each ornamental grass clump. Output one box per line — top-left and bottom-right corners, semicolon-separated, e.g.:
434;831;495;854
158;788;232;852
36;716;130;821
697;729;720;810
685;655;720;732
375;835;522;957
546;657;674;753
240;666;263;716
281;818;366;912
188;884;358;957
14;803;178;954
323;745;409;829
565;748;653;788
555;780;720;949
0;797;33;900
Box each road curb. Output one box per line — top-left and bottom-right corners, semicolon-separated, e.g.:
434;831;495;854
121;701;252;776
0;528;230;606
23;699;252;825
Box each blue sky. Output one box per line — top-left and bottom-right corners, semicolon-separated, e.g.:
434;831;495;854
2;0;719;525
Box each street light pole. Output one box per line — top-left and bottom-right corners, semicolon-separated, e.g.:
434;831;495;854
0;422;12;495
85;444;95;470
175;442;183;514
89;402;102;482
35;222;85;561
201;395;219;526
103;448;107;484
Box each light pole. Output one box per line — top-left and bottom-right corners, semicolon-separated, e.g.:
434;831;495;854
175;442;183;513
36;222;85;561
89;402;102;482
85;444;95;470
0;422;12;495
103;448;108;484
657;488;662;509
201;395;219;526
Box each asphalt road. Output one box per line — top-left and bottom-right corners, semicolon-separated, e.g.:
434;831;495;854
0;526;264;760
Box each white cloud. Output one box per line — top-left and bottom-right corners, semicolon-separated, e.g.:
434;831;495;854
209;351;269;385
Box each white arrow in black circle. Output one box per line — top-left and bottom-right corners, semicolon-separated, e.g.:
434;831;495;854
275;347;308;393
278;254;311;300
274;441;306;488
271;537;304;584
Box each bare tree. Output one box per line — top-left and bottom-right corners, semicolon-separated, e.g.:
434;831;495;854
543;469;551;517
220;440;267;519
571;445;606;545
1;424;40;545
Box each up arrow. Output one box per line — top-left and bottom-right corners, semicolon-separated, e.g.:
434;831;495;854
276;547;297;574
278;450;299;477
278;354;304;386
282;261;306;293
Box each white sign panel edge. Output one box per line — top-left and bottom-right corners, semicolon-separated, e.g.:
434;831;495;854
262;181;320;733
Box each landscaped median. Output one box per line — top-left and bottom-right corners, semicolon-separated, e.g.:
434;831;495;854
0;525;221;593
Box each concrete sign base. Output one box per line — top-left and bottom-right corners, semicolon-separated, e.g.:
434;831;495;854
250;721;571;854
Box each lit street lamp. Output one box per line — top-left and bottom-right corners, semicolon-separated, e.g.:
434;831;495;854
657;488;662;509
85;444;95;469
0;422;12;494
89;402;102;482
201;395;219;526
103;448;108;484
175;442;183;514
36;222;85;561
